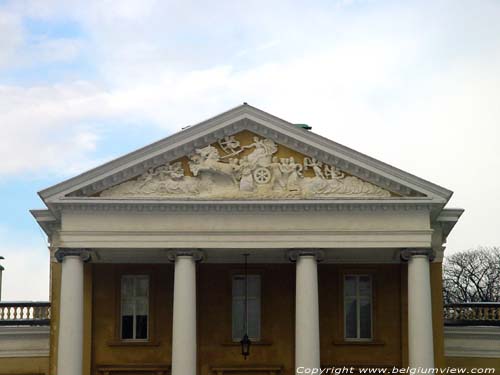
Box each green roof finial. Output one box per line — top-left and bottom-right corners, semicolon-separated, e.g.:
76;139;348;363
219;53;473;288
294;123;312;130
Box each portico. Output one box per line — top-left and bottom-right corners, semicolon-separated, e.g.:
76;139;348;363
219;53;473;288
31;104;462;375
52;243;438;375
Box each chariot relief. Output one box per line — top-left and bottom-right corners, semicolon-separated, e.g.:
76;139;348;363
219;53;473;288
100;132;391;199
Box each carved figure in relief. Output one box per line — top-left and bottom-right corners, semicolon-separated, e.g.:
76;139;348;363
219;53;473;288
239;157;254;192
218;136;243;159
269;156;286;190
242;137;277;167
189;145;239;185
137;167;159;188
324;165;344;180
279;157;303;191
304;157;325;179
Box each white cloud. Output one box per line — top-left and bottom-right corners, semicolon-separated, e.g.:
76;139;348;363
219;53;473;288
0;226;49;301
0;10;23;69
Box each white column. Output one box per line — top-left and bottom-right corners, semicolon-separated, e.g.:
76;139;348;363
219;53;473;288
55;249;89;375
403;249;435;370
169;250;202;375
289;250;322;373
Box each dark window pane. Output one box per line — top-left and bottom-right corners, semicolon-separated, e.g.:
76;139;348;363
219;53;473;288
248;298;261;340
344;276;356;297
360;298;372;338
136;315;148;339
232;298;245;341
248;275;260;297
135;277;149;297
121;315;133;339
233;277;245;297
359;277;371;297
121;277;134;298
344;298;357;338
232;275;261;342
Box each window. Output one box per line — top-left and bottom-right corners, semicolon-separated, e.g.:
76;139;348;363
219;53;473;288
344;275;372;340
232;274;261;342
121;275;149;340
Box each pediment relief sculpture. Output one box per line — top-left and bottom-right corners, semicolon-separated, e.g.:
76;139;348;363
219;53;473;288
100;133;391;199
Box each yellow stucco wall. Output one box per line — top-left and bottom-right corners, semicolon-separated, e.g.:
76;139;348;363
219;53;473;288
49;261;61;375
431;262;445;367
0;356;49;375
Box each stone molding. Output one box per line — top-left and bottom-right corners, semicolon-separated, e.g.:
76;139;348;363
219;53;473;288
0;326;49;358
54;248;91;263
166;249;205;263
53;200;435;214
400;248;435;262
287;249;324;262
445;326;500;358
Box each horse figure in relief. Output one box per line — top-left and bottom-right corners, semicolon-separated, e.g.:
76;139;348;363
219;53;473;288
189;145;240;185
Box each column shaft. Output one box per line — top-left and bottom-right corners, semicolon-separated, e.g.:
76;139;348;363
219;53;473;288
295;255;320;371
408;254;434;369
171;255;197;375
57;255;85;375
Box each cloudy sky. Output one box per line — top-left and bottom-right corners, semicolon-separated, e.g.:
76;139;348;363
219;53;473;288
1;0;499;300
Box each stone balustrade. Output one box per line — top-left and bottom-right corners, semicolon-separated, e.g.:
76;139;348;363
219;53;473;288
0;302;50;326
444;302;500;326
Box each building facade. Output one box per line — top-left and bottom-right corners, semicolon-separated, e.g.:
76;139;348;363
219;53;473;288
31;104;464;375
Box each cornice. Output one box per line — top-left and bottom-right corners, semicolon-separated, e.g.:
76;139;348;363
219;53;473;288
30;209;59;236
51;198;437;215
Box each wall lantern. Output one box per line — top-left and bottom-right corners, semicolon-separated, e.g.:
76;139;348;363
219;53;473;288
240;253;251;359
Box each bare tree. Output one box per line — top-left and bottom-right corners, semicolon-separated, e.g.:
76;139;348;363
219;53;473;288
443;247;500;304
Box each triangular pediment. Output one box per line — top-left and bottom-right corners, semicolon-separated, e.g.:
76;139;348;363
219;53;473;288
39;104;452;204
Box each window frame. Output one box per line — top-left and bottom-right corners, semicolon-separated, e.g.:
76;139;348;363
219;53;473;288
120;274;150;341
343;274;373;342
231;273;262;343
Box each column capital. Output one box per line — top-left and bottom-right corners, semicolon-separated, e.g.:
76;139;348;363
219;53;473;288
400;248;435;262
54;248;91;263
287;249;324;263
166;249;205;263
